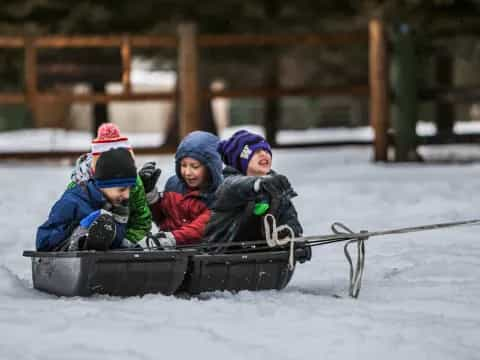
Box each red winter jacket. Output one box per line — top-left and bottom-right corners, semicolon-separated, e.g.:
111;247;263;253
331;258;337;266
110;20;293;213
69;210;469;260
150;131;223;245
150;176;213;245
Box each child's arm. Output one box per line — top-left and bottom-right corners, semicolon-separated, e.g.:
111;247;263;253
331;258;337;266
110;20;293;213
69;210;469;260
171;207;211;245
36;197;78;251
213;175;259;211
125;176;152;243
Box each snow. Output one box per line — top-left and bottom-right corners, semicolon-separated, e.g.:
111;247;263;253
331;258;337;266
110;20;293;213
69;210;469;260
1;144;480;359
2;120;480;153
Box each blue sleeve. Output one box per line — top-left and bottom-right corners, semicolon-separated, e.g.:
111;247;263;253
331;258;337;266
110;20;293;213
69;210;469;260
111;223;127;249
36;196;78;251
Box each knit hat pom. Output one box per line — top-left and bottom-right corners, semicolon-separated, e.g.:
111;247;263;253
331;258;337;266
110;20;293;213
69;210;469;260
91;123;131;155
97;123;122;140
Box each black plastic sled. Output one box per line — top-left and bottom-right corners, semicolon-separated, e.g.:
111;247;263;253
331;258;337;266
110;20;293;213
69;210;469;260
23;247;310;297
23;250;194;297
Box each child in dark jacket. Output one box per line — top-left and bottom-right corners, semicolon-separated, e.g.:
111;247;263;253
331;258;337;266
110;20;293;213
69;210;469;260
68;123;151;245
204;130;308;259
139;131;223;248
36;148;138;251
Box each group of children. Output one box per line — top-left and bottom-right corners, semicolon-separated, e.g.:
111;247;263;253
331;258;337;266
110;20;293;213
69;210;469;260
36;123;307;259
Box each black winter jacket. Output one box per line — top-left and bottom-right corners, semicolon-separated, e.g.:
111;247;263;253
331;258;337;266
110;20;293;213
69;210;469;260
204;166;302;251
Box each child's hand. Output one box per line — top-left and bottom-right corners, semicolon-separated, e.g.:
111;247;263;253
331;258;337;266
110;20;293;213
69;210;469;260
260;174;292;199
139;162;162;194
80;209;112;228
150;231;176;249
111;204;129;224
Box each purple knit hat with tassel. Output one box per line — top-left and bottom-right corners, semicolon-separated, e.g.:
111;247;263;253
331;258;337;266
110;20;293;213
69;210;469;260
217;130;272;174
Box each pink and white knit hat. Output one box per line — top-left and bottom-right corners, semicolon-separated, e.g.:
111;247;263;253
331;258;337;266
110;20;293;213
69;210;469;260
91;123;132;156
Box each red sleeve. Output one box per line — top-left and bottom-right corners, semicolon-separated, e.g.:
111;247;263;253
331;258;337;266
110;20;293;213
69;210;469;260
172;208;211;245
149;198;166;227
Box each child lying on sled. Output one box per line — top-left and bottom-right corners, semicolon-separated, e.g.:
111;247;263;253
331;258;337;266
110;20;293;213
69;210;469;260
139;131;223;248
68;123;151;246
36;148;138;251
204;130;310;261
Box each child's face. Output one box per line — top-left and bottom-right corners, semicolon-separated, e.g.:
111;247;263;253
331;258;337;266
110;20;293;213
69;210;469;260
246;149;272;176
180;157;209;189
101;186;130;206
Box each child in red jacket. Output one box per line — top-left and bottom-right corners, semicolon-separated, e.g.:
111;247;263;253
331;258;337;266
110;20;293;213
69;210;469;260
139;131;223;248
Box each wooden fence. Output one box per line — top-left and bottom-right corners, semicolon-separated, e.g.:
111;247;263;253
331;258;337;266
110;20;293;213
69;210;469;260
0;22;389;160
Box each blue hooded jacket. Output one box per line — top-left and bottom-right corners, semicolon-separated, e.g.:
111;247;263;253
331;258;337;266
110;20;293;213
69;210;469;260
36;181;126;251
167;130;223;207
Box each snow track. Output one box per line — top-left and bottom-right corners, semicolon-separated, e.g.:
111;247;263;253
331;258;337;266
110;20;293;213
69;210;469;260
1;146;480;359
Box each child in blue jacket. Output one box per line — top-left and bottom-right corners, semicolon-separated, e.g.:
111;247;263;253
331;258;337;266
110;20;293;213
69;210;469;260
36;148;137;251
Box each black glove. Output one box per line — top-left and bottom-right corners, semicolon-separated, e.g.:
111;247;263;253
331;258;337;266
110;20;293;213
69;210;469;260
295;241;312;264
260;174;296;200
86;213;117;251
139;162;162;194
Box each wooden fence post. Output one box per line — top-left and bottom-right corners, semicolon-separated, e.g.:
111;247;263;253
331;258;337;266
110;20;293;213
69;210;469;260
24;36;38;127
178;23;201;139
369;19;390;161
121;35;132;95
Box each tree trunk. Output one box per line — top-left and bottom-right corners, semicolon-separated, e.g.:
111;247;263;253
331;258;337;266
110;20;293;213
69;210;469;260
435;54;454;139
264;56;279;146
92;81;108;138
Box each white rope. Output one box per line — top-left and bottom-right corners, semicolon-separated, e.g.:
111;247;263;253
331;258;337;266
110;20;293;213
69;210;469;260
263;214;296;270
331;223;367;298
344;238;366;298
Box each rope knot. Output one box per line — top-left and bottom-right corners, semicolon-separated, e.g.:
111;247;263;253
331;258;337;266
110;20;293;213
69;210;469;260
263;214;296;270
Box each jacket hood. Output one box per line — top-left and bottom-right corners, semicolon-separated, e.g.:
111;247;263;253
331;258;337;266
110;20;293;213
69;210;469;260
175;131;223;192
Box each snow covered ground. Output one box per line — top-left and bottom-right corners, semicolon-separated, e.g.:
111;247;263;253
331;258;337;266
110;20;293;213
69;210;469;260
1;146;480;360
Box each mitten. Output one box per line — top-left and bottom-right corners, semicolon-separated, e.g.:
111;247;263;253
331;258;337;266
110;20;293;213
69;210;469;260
139;162;161;204
150;231;176;249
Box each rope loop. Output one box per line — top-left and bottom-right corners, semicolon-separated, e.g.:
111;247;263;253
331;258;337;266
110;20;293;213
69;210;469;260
332;222;368;298
264;214;295;270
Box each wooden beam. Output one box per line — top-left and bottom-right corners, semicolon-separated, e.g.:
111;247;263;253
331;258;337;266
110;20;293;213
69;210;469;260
178;23;201;138
0;85;370;105
369;19;390;162
0;33;367;50
130;36;177;48
207;85;369;99
36;92;175;103
121;36;132;94
419;85;480;103
35;36;123;48
0;36;24;48
34;35;177;48
0;93;26;104
198;32;368;47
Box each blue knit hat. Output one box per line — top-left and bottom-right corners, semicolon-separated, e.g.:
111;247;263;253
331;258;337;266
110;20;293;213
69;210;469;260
217;130;272;174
